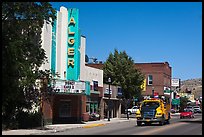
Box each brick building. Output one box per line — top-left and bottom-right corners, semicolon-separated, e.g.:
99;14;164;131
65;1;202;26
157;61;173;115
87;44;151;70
135;62;172;97
86;62;172;97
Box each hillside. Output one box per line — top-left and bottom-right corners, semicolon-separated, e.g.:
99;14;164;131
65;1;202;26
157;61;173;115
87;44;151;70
180;78;202;99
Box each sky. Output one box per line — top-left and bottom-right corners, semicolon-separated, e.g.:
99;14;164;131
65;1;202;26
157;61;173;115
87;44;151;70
50;2;202;81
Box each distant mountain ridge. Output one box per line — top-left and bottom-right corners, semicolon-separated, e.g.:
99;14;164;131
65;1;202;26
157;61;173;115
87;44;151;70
180;78;202;99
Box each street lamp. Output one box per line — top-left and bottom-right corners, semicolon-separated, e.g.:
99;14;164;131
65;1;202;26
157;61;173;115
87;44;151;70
152;86;154;98
108;77;111;121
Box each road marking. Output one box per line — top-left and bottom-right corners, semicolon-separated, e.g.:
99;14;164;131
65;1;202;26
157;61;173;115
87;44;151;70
134;122;189;135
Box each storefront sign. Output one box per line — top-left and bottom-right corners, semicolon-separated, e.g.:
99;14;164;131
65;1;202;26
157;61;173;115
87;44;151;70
164;87;172;95
105;88;112;94
172;99;180;105
53;79;85;94
141;79;146;91
67;8;80;80
171;78;180;87
117;87;122;96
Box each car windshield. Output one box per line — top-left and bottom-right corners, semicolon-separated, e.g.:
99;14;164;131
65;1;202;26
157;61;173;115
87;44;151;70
184;109;193;112
187;106;193;109
132;106;138;109
142;102;160;109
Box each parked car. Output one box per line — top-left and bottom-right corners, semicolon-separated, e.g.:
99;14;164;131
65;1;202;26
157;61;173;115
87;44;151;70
180;109;194;119
185;106;194;112
171;109;176;113
125;106;139;115
193;106;202;113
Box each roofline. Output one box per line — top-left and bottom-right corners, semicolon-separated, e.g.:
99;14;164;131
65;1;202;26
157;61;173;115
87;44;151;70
135;62;169;65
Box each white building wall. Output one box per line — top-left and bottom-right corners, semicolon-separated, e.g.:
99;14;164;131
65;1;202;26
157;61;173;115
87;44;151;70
85;66;103;87
40;20;52;71
80;36;86;80
41;6;103;88
58;6;68;80
79;36;103;87
56;11;62;78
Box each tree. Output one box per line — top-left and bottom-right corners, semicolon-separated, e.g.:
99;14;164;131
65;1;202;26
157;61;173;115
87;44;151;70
103;49;144;118
180;97;189;111
2;2;56;128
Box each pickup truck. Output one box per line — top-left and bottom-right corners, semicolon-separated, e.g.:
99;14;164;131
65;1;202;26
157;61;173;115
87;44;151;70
125;106;139;115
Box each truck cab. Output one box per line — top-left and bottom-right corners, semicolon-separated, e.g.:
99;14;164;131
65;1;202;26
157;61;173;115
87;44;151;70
136;98;171;126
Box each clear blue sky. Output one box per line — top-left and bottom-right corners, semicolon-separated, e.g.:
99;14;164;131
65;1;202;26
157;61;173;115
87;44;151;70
50;2;202;81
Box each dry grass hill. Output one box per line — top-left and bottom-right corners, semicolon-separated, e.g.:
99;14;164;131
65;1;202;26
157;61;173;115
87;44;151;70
180;78;202;99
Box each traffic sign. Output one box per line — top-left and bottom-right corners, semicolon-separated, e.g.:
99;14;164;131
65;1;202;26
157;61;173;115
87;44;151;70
172;99;180;105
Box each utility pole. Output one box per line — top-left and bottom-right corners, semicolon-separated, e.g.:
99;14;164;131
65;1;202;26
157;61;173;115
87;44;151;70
108;78;111;121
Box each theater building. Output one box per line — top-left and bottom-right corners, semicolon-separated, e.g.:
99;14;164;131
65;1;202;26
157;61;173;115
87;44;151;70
40;6;122;124
40;7;104;124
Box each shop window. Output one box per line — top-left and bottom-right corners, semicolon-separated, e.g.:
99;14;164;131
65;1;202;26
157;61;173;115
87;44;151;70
59;100;71;117
148;75;153;85
90;103;98;114
93;81;98;91
86;104;90;114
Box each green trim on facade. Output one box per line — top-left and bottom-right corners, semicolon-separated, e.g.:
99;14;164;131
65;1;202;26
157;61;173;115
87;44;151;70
51;12;57;76
85;81;90;95
90;90;100;94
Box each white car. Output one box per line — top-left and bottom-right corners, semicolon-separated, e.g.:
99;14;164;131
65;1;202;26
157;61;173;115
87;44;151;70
193;106;202;113
125;106;139;115
185;106;194;112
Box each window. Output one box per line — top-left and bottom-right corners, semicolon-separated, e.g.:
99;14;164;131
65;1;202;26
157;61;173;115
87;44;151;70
93;81;98;91
59;101;71;117
86;104;90;113
148;75;153;85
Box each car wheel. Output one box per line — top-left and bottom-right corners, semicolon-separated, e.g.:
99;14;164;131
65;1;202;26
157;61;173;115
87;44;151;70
166;119;170;124
128;111;131;115
146;122;151;126
159;121;163;126
137;121;142;126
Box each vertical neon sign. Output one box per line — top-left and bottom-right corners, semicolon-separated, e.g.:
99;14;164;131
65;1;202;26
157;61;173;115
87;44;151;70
67;8;80;81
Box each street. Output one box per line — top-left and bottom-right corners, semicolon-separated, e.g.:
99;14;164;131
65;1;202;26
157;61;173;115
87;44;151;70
42;114;202;135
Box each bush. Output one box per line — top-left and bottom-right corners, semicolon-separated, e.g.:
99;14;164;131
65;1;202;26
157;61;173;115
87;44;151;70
16;111;41;129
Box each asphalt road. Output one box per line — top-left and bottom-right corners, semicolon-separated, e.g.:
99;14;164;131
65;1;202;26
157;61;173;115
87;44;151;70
43;114;202;135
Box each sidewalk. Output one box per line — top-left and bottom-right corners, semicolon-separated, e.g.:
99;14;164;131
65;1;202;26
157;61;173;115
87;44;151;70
171;112;180;116
2;118;134;135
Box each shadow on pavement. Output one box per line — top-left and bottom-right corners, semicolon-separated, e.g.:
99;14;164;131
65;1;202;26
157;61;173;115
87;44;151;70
180;120;202;124
134;122;170;127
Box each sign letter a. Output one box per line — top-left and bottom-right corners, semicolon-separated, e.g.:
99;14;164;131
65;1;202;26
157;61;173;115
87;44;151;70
69;17;76;25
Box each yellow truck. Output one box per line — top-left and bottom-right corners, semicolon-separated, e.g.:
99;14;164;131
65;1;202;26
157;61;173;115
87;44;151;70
136;98;171;126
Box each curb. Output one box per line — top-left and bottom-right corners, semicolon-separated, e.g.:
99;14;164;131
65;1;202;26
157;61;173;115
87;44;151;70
3;118;134;135
82;123;105;128
33;119;132;134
